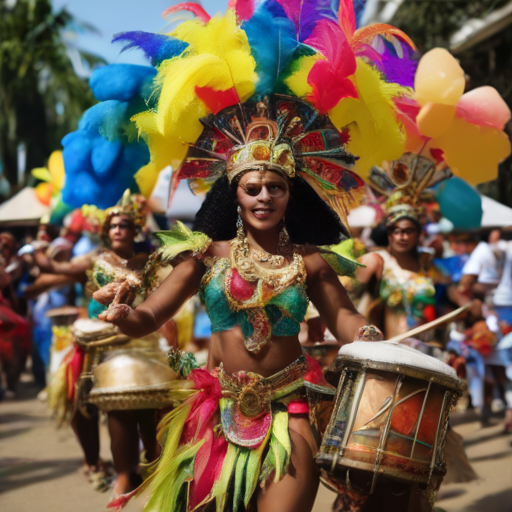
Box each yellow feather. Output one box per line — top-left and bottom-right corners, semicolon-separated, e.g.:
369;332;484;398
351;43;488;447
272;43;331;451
132;11;257;197
285;55;320;97
329;58;406;179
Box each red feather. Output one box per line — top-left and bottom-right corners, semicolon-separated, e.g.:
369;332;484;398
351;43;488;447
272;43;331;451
305;20;357;113
228;0;255;21
195;85;240;114
162;3;211;23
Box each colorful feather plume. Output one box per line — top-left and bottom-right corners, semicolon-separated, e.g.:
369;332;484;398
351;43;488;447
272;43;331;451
60;64;154;209
105;0;413;206
59;1;416;216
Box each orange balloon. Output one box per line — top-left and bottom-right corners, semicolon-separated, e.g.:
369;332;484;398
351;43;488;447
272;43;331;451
435;117;511;185
415;48;465;106
35;183;53;206
416;102;456;139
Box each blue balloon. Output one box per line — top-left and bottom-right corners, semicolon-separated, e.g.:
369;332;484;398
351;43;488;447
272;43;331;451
435;177;482;230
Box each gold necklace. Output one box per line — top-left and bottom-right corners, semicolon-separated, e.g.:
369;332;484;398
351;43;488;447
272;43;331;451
230;230;306;294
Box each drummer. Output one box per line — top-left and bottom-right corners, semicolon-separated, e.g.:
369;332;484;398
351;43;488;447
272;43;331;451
30;192;165;496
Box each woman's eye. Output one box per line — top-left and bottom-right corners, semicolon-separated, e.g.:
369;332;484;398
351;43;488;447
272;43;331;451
246;187;260;196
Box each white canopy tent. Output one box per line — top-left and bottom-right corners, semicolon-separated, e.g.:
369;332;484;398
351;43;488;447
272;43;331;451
347;205;377;229
481;194;512;228
149;167;205;222
166;180;205;221
0;187;50;226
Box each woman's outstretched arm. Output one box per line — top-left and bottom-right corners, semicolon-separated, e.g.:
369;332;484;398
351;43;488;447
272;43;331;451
32;250;93;278
305;251;367;345
102;257;205;338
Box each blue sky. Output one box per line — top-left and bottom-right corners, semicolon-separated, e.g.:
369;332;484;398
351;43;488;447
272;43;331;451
53;0;228;68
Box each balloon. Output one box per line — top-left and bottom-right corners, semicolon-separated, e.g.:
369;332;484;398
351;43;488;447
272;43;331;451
416;102;456;138
434;117;511;185
456;86;511;130
35;183;52;206
435;177;482;230
414;48;465;106
47;150;65;191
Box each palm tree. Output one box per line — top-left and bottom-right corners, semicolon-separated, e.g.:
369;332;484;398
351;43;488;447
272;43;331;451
0;0;105;188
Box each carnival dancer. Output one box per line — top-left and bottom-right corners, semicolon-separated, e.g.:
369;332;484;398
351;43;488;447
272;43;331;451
32;193;174;496
0;232;31;398
355;199;437;339
87;0;432;507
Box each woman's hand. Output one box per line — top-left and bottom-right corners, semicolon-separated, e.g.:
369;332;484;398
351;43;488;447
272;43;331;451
92;282;122;305
94;274;142;307
353;324;384;342
98;304;133;323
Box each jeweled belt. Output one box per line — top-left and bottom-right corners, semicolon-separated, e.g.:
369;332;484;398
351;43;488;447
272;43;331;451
216;354;308;418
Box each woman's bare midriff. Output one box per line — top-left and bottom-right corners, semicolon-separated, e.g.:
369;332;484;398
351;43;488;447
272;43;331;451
207;325;305;377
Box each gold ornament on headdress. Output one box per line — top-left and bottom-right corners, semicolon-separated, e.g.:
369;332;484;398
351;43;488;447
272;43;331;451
172;95;366;232
369;153;452;227
104;189;147;231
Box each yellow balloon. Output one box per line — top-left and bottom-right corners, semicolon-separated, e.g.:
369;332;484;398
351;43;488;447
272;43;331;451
414;48;465;106
435;117;511;185
48;150;65;191
416;102;456;139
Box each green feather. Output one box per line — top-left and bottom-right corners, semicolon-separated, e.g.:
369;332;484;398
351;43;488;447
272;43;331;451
318;239;365;277
155;221;211;262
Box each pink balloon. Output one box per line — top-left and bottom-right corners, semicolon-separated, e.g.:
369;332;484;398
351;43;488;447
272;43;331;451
456;86;511;130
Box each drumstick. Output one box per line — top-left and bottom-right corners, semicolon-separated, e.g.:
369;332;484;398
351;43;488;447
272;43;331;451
386;302;473;345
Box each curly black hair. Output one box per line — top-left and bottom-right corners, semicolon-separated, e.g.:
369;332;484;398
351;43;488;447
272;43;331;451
192;174;349;245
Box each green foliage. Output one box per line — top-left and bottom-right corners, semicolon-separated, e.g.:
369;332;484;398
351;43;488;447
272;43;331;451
0;0;105;187
392;0;511;52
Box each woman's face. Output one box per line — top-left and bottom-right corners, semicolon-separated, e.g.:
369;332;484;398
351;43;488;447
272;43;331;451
236;170;290;232
388;219;420;254
108;214;136;253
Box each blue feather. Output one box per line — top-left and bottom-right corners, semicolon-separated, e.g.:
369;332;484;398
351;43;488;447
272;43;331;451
113;31;188;66
243;4;299;95
89;64;156;102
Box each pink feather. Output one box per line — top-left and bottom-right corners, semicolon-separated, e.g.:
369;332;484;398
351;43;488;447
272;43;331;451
305;20;357;113
228;0;255;21
162;3;211;23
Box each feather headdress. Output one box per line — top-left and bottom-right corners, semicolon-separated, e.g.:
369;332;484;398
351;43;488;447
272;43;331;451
112;0;415;229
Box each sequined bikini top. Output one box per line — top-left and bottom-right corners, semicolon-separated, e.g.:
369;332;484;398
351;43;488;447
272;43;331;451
200;251;309;353
87;250;144;319
376;250;436;323
154;222;364;354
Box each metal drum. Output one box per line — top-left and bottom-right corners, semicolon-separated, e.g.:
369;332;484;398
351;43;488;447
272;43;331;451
73;319;178;412
317;340;463;494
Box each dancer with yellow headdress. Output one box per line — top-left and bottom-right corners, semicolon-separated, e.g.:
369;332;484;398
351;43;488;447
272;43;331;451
33;191;176;496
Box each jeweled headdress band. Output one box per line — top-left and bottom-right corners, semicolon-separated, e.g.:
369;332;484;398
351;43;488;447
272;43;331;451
386;204;422;229
174;95;365;228
370;153;452;228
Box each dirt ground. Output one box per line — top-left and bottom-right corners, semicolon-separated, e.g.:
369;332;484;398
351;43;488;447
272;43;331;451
1;376;511;512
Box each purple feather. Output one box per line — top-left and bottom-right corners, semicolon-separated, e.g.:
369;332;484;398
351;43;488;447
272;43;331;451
113;31;188;66
375;39;418;88
272;0;338;41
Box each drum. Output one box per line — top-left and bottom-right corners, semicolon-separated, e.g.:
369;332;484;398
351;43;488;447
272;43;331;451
73;319;123;416
73;319;178;412
302;341;340;369
317;340;463;494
